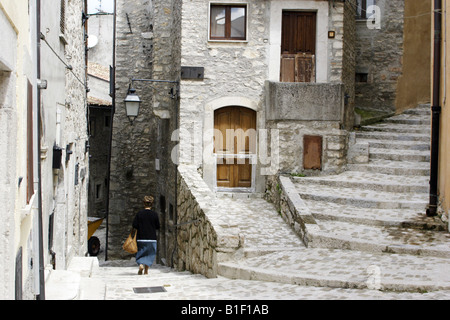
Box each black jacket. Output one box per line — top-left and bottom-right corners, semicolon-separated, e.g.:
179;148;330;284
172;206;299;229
132;209;160;240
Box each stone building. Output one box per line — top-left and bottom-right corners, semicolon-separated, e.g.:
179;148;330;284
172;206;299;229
110;0;356;264
0;0;89;299
355;0;431;115
109;0;433;276
86;6;114;219
109;0;180;264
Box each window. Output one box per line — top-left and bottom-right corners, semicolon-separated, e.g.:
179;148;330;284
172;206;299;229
356;72;368;83
95;183;102;200
356;0;376;19
104;115;111;128
210;4;247;41
60;0;66;34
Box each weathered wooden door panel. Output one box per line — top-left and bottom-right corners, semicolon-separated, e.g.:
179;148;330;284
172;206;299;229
236;108;257;154
281;11;316;83
214;108;234;153
296;54;316;83
217;162;233;187
303;135;322;170
280;55;296;82
236;158;252;187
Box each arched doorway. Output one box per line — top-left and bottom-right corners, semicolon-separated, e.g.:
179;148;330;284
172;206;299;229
214;106;257;190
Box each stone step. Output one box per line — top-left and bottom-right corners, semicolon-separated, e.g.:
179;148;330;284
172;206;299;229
403;106;431;116
218;247;450;292
356;131;431;143
292;171;429;193
357;139;430;151
361;123;430;134
295;183;428;210
347;160;430;176
384;114;430;126
308;220;450;258
46;257;99;300
305;200;445;231
369;148;430;162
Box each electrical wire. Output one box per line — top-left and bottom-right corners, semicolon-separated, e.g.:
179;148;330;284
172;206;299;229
40;32;87;89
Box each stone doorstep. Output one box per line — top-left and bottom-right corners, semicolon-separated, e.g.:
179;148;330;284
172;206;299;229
45;257;99;300
45;270;81;300
217;260;450;293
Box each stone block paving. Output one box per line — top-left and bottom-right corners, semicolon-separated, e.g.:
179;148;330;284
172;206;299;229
215;194;304;250
78;259;450;300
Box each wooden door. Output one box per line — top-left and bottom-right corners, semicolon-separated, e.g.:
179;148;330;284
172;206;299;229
303;135;322;170
214;107;256;188
281;11;316;83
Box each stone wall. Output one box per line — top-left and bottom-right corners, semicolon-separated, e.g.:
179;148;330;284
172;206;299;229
266;82;345;122
178;0;355;188
109;0;181;264
178;0;269;193
58;0;90;264
109;0;157;258
265;119;349;175
355;0;405;113
341;0;356;129
395;0;431;113
265;175;319;247
176;165;244;278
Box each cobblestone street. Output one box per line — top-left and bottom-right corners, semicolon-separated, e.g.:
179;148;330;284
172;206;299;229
78;257;450;300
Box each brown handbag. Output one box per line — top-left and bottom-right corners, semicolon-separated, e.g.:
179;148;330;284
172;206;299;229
122;229;138;254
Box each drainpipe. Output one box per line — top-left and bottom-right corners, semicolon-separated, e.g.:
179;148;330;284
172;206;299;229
36;0;46;300
428;0;442;217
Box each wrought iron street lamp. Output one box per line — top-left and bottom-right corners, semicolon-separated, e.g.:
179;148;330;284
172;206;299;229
123;87;141;124
123;79;179;124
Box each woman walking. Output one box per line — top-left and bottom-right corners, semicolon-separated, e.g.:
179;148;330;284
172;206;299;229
132;195;160;275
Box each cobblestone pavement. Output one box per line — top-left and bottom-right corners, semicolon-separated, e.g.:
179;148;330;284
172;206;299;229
79;258;450;300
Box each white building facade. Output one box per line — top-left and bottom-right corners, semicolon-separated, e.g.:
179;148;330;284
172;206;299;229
0;0;89;300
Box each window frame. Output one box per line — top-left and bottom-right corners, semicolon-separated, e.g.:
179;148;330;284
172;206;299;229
356;0;376;20
209;3;248;42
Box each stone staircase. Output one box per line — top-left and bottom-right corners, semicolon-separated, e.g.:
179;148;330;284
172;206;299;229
295;104;449;257
219;105;450;292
